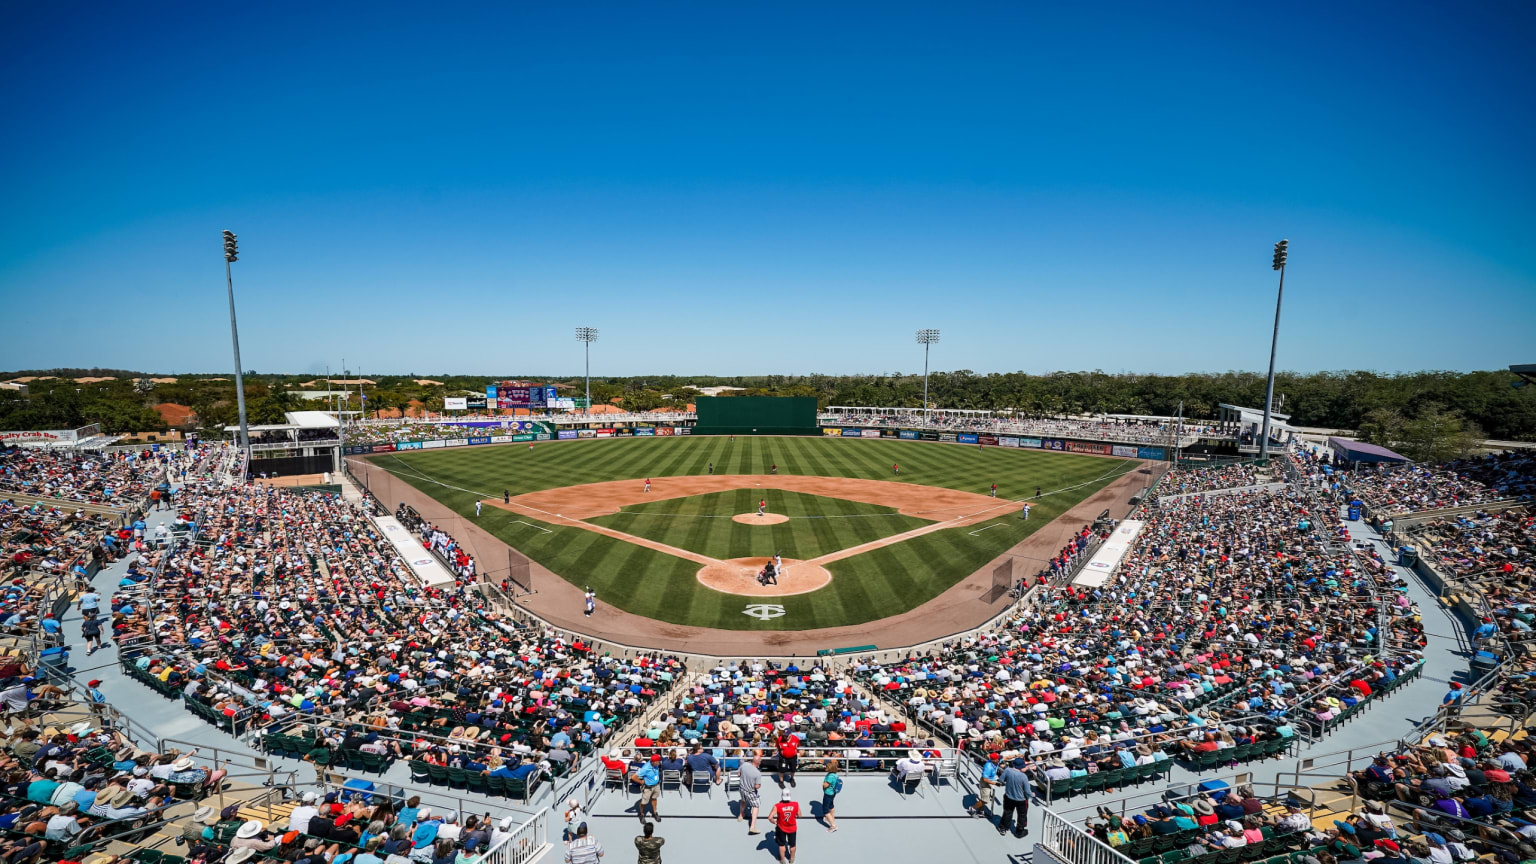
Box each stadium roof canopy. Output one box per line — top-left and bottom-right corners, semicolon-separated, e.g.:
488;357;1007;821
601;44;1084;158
1328;436;1409;465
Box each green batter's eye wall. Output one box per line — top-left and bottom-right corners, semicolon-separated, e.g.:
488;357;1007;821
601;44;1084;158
691;396;819;436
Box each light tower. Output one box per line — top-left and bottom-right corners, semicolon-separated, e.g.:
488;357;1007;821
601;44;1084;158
1259;239;1288;462
575;327;599;411
223;230;250;459
915;328;941;424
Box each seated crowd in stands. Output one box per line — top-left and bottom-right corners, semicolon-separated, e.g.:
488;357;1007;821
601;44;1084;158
821;413;1215;444
849;464;1427;795
97;475;682;799
1333;451;1536;518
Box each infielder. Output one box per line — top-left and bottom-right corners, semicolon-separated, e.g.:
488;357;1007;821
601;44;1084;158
476;500;483;516
1021;503;1031;520
990;483;997;498
644;478;651;492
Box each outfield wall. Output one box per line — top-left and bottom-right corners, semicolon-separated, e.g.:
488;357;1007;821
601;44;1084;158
347;423;1164;459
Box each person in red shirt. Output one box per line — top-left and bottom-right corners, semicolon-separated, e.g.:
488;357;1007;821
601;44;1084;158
771;789;799;864
775;731;800;788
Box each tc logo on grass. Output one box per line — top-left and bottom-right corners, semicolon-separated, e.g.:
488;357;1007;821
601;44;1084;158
743;604;787;621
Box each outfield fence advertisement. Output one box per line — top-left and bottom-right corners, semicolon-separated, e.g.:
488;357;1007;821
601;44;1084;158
1112;445;1138;458
635;428;656;436
558;430;578;440
823;428;841;436
1138;446;1165;459
444;397;468;410
860;429;880;438
999;436;1019;448
958;433;979;444
656;427;674;436
978;434;998;445
841;428;862;437
899;430;920;440
1018;437;1043;448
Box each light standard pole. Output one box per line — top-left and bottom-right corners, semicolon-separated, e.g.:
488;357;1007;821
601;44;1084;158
915;329;940;424
575;327;599;412
222;230;250;461
1259;239;1288;463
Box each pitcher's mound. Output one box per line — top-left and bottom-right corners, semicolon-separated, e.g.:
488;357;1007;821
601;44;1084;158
732;513;789;525
697;557;831;596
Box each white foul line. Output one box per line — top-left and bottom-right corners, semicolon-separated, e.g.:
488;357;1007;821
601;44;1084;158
968;524;1003;536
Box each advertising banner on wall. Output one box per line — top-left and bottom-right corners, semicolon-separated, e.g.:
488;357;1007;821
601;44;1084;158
1042;439;1065;450
1018;437;1042;448
656;427;674;436
1066;441;1113;455
422;440;446;449
490;435;515;444
468;437;491;445
939;433;958;442
823;428;841;436
899;430;920;440
1137;446;1165;460
635;428;656;436
677;427;690;435
577;430;596;438
957;433;979;444
999;436;1020;448
486;385;498;401
860;429;880;438
444;397;468;411
396;441;423;450
545;386;558;403
595;428;614;438
1112;445;1138;458
466;398;487;411
615;428;634;436
512;433;535;442
370;444;397;453
444;439;468;448
558;430;579;440
979;434;998;446
841;428;862;437
535;432;551;441
921;432;940;441
550;398;576;410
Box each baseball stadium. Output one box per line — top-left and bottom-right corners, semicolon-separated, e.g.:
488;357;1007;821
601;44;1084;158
5;6;1535;864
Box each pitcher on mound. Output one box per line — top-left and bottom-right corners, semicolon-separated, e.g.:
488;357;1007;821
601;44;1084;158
758;498;766;516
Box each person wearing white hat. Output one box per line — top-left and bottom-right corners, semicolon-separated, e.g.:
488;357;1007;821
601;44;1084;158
562;797;587;841
232;820;277;852
226;850;256;864
770;788;800;864
288;792;319;833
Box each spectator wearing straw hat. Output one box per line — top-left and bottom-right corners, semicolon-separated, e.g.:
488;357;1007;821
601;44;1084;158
232;820;277;852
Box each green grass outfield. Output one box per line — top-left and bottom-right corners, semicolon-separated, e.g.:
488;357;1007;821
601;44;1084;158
588;489;932;561
366;436;1137;631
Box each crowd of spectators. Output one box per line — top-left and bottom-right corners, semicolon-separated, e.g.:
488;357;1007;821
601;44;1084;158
0;446;172;508
1159;462;1268;496
1337;451;1536;518
820;413;1219;444
848;466;1426;798
396;505;477;583
0;669;231;862
92;475;683;802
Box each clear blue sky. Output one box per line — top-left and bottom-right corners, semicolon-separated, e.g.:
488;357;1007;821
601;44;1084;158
2;2;1532;378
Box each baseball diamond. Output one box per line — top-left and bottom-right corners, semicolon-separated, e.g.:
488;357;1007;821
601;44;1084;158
360;433;1148;638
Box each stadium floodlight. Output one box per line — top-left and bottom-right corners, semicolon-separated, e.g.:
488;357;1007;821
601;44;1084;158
1259;239;1288;462
575;327;599;411
222;230;250;460
916;328;941;424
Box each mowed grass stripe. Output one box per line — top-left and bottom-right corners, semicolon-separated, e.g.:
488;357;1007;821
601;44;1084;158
373;436;1136;630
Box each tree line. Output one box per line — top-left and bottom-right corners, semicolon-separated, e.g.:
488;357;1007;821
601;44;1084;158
1;369;1531;443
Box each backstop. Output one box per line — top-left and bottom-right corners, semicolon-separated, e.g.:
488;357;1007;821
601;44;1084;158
692;396;819;436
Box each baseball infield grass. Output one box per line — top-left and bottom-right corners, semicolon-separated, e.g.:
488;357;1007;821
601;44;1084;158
365;436;1135;631
588;489;932;560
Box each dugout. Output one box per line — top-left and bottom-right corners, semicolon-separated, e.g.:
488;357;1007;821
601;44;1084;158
692;396;819;436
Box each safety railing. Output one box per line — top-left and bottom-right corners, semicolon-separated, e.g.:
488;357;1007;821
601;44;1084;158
479;806;550;864
1036;805;1135;864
